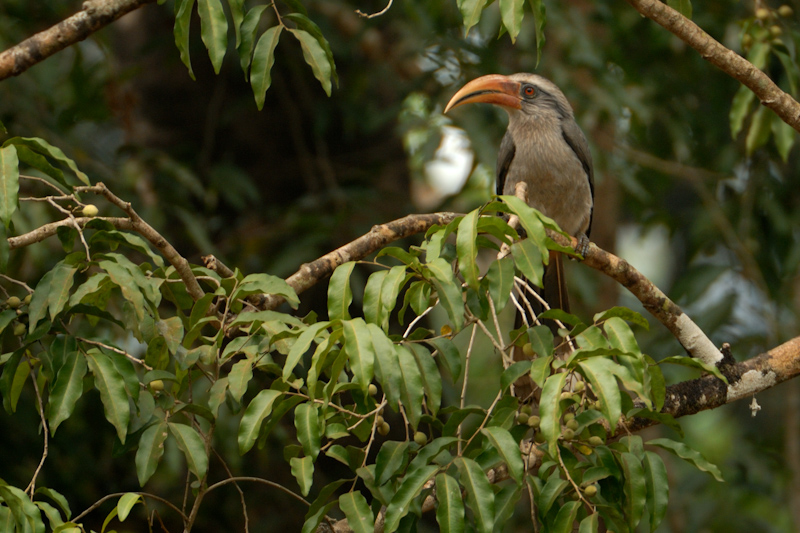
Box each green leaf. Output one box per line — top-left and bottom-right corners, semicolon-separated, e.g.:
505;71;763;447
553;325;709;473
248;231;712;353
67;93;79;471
238;389;282;454
429;337;462;382
579;513;599;533
169;422;209;480
47;350;87;434
238;5;269;77
458;0;492;34
328;262;356;321
301;479;349;533
528;0;546;66
383;465;438;532
136;420;168;487
552;500;580;533
481;427;524;484
4;137;89;185
226;0;244;46
647;438;724;481
283;13;338;86
593;307;649;330
343;318;375;394
396;345;424;430
455;457;495;533
116;493;141;521
602;317;641;356
234;272;299;308
435;473;465;533
493;484;522;531
197;0;228;74
283;321;330;381
539;372;567;453
746;105;774;156
659;355;727;383
367;323;402;408
501;361;531;392
511;239;544;287
15;144;67;191
290;29;333;96
578;357;622;433
537;474;568;518
290;456;314;497
643;450;669;531
28;260;78;333
157;317;184;355
34;487;72;520
502;195;552;254
619;452;646;529
456;210;480;291
772;111;796;162
295;402;321;461
666;0;692;18
427;257;464;331
485;256;514;313
379;265;407;329
375;441;410;486
363;269;388;327
408;343;442;417
251;25;283;109
85;349;130;443
499;0;525;43
0;144;19;228
338;491;374;533
227;358;253;402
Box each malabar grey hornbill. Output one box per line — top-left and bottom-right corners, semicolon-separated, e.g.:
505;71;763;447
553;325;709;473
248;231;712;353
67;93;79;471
444;73;594;334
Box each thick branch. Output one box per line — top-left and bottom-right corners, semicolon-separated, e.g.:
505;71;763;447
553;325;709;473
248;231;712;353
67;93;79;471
255;212;460;310
0;0;157;82
624;0;800;132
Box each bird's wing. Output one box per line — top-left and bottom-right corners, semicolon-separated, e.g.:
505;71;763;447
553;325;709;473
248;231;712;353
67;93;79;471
496;131;516;196
560;119;595;236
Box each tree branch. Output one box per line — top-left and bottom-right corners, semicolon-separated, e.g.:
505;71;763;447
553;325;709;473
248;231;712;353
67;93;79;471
623;0;800;132
0;0;158;82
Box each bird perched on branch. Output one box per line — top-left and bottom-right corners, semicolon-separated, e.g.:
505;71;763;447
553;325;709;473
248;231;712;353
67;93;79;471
444;73;594;324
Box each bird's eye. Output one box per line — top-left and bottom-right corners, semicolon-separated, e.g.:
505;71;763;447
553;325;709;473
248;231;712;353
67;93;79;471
522;85;536;98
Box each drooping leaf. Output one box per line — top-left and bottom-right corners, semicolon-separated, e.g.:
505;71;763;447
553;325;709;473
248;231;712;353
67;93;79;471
169;422;209;480
427;257;465;331
251;26;283;109
197;0;228;74
116;493;141;521
408;343;442;417
499;0;525;43
481;427;524;484
435;473;465;533
290;456;314;497
328;261;356;321
456;209;480;291
238;389;282;454
643;450;669;531
47;350;87;434
343;318;375;394
485;256;515;313
458;0;492;34
375;441;410;486
552;500;581;533
396;345;424;430
295;402;321;461
647;438;724;481
238;5;269;77
289;29;333;96
226;0;245;46
383;465;438;532
338;491;374;533
3;136;89;185
539;372;567;454
0;144;19;228
578;357;622;433
455;457;495;533
85;349;130;443
619;452;646;530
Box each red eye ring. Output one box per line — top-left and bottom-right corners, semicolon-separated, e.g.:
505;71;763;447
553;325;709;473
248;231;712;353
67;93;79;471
523;85;536;97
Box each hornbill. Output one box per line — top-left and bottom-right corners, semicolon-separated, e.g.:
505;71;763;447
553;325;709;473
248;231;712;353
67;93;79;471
445;73;595;367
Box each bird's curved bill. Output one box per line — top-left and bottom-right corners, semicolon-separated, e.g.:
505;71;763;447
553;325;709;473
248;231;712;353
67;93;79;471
444;74;522;113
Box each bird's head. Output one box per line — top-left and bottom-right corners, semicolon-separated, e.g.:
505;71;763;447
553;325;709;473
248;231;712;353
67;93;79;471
444;73;574;121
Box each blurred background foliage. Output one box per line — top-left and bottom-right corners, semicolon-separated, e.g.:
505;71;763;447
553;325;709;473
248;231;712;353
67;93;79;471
1;0;800;531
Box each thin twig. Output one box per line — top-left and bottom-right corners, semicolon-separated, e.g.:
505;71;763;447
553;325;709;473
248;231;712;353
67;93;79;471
24;367;48;496
355;0;394;18
205;477;310;506
457;325;479;455
73;491;188;523
76;336;153;370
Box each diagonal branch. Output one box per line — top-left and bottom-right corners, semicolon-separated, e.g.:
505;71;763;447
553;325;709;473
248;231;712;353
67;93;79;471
623;0;800;132
0;0;158;82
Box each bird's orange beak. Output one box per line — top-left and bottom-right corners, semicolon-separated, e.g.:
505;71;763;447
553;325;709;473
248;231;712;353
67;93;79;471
444;74;522;113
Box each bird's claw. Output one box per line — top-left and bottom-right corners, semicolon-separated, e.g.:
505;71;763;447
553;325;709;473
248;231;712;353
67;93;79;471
575;234;590;258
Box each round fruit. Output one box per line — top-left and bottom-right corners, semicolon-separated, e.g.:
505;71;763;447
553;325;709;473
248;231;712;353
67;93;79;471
527;415;541;428
522;343;535;357
82;204;99;217
573;381;585;392
440;325;453;336
562;428;575;440
566;419;579;431
770;25;783;37
521;404;533;415
23;294;31;305
563;412;575;422
368;384;378;397
583;484;598;497
534;431;546;443
6;296;21;309
413;431;427;445
560;391;573;401
149;379;164;392
378;422;391;436
13;322;26;336
516;412;530;425
376;415;384;426
755;7;771;20
588;436;604;446
778;5;793;17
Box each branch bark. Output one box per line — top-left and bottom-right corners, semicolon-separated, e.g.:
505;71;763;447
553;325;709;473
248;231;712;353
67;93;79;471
623;0;800;133
0;0;158;82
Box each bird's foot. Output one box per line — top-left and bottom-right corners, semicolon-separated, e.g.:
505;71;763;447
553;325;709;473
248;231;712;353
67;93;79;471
575;233;590;258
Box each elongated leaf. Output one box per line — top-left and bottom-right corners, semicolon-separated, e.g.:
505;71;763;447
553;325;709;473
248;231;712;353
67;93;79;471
290;29;332;96
539;372;567;454
135;421;168;486
14;144;67;191
379;265;407;329
295;402;321;460
85;350;130;443
283;321;330;381
458;0;492;34
603;317;641;355
234;272;299;307
501;361;531;392
481;427;523;484
291;456;314;497
363;269;388;327
659;355;727;383
396;345;424;430
301;480;349;533
374;441;409;486
579;513;599;533
746;105;773;156
173;0;196;78
4;137;89;185
455;457;495;533
383;465;438;532
493;484;522;531
368;323;402;408
283;13;338;86
409;343;442;416
238;5;269;77
169;422;209;480
529;0;546;66
328;262;356;321
238;389;282;453
647;438;724;481
643;450;669;531
511;239;544;287
338;491;374;533
435;473;465;533
227;0;244;46
197;0;228;73
552;500;580;533
538;475;568;518
48;350;87;434
227;359;253;402
578;357;622;433
427;257;464;331
456;210;480;291
251;25;284;109
343;318;375;393
117;493;141;521
499;0;525;43
619;452;646;529
485;256;514;313
0;144;19;228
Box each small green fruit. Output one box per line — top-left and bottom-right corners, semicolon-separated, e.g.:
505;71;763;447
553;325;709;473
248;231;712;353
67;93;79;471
560;391;573;401
778;5;793;17
82;204;99;217
6;296;21;309
583;484;598;497
413;431;427;445
368;384;378;397
562;428;575;440
376;415;384;426
573;381;585;392
527;415;541;428
756;7;771;20
563;412;575;422
13;322;26;336
588;436;604;446
378;422;391;436
521;404;533;415
149;379;164;392
23;294;31;305
566;419;579;431
770;25;783;37
516;412;530;425
522;343;535;357
534;431;546;443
